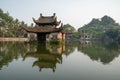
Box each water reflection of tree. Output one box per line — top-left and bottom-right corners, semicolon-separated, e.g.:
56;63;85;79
0;42;28;70
63;41;78;56
1;41;119;71
77;41;120;64
0;41;76;71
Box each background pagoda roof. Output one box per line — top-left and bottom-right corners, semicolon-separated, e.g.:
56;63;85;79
33;13;61;26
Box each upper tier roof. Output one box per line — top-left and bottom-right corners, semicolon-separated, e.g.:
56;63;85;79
33;13;61;26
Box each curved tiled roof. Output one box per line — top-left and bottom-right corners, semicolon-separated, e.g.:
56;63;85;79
33;17;55;23
23;26;62;33
33;13;61;26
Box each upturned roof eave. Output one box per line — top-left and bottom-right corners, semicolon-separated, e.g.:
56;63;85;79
23;27;63;33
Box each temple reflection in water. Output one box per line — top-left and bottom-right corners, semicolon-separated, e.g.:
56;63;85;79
23;43;65;72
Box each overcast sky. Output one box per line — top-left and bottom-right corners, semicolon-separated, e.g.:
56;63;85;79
0;0;120;29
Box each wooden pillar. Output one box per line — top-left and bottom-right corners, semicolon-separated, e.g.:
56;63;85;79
62;33;64;41
37;33;46;42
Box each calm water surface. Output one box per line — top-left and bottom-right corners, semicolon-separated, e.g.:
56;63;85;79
0;41;120;80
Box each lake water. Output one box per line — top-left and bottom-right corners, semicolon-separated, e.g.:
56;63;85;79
0;41;120;80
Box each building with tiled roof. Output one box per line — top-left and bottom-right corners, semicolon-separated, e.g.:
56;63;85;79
33;13;61;26
24;13;65;42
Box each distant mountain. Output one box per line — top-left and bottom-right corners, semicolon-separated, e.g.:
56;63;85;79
78;15;120;36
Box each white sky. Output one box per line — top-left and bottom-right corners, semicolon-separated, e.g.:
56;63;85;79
0;0;120;29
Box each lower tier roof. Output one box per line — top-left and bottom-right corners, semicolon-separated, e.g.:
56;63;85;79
23;26;63;33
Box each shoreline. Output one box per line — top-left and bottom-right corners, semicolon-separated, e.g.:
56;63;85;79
0;38;29;42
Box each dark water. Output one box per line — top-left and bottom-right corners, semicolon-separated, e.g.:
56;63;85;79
0;41;120;80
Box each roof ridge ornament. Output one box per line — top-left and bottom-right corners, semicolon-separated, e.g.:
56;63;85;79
40;13;42;17
53;13;56;17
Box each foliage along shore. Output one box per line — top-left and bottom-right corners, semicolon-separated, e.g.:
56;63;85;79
0;38;29;42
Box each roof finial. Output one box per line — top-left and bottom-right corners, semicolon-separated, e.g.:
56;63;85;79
40;13;42;17
53;13;56;17
61;23;63;27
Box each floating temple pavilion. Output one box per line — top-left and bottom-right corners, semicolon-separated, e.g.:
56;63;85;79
24;13;65;42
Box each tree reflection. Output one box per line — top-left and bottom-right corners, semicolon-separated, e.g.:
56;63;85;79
0;41;75;71
0;42;28;70
0;41;120;71
63;41;78;56
77;41;120;64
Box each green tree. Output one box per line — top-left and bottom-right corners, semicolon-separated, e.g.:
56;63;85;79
63;24;79;39
0;8;28;37
101;15;115;25
78;15;120;39
63;24;76;32
102;29;120;42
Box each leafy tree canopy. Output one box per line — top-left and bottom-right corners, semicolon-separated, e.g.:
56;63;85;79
78;15;120;37
0;8;29;37
63;24;76;32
